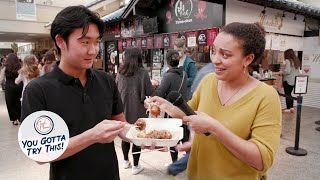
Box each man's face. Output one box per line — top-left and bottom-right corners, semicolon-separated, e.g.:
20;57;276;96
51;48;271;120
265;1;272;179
60;23;100;70
173;45;185;59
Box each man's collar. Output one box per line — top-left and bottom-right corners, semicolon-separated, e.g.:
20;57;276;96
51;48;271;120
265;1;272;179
53;61;95;85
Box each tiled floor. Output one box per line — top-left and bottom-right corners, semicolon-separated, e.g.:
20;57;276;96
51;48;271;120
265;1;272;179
0;90;319;180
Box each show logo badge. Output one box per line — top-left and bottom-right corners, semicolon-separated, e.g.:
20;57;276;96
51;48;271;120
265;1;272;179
175;0;193;24
18;111;69;162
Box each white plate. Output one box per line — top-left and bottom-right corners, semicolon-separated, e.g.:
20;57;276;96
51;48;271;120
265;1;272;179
126;118;183;147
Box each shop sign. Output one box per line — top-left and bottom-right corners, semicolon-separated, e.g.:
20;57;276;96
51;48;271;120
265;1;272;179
186;31;197;47
154;34;164;49
197;30;207;46
169;33;179;48
106;24;120;38
136;37;142;48
126;39;132;48
161;1;222;33
207;28;219;46
163;34;170;48
141;37;147;49
122;39;127;49
16;0;36;21
147;36;154;49
118;39;123;51
121;17;144;38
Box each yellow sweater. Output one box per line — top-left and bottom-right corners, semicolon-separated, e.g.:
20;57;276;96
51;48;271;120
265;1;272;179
187;73;282;180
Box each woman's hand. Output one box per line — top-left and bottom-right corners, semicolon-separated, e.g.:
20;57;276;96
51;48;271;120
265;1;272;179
182;111;217;134
144;96;170;112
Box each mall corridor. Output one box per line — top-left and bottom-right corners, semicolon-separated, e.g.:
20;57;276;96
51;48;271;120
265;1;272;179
0;90;319;180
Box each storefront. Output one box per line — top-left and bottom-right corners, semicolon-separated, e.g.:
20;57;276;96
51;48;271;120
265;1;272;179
101;0;224;80
226;0;320;108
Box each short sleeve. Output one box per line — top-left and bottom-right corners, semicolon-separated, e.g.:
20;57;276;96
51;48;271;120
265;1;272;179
248;87;282;173
21;81;46;121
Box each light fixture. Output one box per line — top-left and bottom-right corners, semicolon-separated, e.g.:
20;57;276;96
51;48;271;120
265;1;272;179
282;11;285;17
261;7;266;15
294;14;297;20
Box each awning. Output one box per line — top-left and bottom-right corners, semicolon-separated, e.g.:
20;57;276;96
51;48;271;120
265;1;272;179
239;0;320;19
101;0;138;24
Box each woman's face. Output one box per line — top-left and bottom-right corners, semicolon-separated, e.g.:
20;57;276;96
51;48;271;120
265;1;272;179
211;32;253;81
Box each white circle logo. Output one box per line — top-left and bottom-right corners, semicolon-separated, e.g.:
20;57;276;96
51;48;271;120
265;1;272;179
18;111;69;162
34;115;54;135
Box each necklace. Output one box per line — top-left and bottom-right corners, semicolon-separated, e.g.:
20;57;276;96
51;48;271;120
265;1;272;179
220;76;250;106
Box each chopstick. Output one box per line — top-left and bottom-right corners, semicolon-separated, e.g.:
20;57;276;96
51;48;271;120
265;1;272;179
132;147;175;154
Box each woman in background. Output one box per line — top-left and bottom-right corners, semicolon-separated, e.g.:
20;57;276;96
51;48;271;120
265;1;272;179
116;47;153;175
0;53;23;125
40;50;56;76
15;54;40;101
282;49;301;113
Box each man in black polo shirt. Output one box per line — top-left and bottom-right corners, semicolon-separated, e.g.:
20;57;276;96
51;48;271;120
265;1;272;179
21;6;129;180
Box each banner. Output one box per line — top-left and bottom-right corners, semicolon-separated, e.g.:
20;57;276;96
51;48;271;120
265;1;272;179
141;37;147;49
16;0;37;21
186;31;198;47
207;28;219;46
197;30;207;46
154;34;164;49
163;34;170;48
169;33;179;48
147;36;154;49
136;37;142;48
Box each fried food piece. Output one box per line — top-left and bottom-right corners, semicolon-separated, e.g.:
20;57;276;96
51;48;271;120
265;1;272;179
150;104;161;118
142;130;172;139
135;118;146;131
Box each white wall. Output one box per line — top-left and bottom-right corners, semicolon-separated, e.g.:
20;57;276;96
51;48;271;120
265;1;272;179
226;0;305;36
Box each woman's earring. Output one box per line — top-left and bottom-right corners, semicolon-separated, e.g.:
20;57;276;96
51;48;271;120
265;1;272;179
243;65;247;74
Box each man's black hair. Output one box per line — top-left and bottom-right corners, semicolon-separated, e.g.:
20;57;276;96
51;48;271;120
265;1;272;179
50;5;105;55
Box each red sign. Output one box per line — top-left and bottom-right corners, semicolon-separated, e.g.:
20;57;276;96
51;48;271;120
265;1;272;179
126;38;132;48
118;39;123;51
154;34;164;48
207;28;219;46
169;33;179;48
147;36;154;49
136;37;142;48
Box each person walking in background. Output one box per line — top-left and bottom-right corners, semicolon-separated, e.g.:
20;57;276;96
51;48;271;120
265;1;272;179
15;54;40;101
145;22;282;179
116;47;153;175
173;38;197;100
154;49;189;164
40;50;56;76
282;49;301;113
0;53;23;125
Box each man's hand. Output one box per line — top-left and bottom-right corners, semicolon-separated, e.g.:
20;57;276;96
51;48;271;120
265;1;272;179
90;120;125;144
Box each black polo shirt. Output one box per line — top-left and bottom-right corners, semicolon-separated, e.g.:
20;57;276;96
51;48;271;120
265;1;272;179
21;65;123;180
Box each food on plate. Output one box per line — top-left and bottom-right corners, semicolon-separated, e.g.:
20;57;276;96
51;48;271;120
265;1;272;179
135;118;146;131
137;130;172;139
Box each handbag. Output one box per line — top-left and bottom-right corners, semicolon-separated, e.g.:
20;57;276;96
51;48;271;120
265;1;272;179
177;71;186;93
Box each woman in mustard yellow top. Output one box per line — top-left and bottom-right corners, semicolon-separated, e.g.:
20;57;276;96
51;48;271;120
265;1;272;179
145;22;281;180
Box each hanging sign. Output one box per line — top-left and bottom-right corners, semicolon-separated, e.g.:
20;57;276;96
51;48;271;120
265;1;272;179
197;30;207;46
147;36;154;49
170;33;179;48
207;28;219;46
141;37;147;49
163;34;170;48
